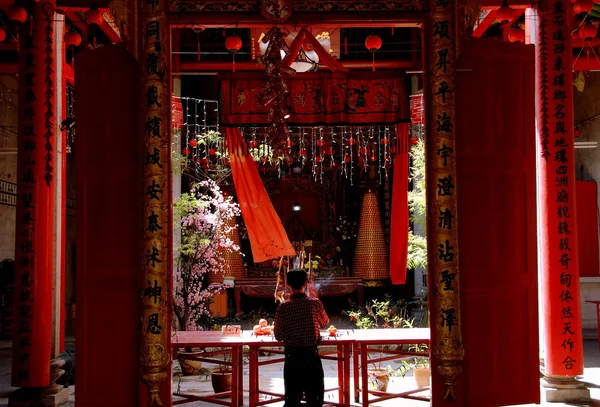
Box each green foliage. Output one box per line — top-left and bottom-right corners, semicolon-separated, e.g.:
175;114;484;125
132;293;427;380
343;295;413;329
407;139;428;271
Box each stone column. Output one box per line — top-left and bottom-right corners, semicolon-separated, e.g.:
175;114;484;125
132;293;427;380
138;0;172;404
534;3;590;403
10;1;68;405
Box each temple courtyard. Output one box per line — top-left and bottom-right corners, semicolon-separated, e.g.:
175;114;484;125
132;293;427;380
0;330;598;406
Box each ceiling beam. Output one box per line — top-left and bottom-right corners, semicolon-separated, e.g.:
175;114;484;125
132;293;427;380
472;10;497;37
178;59;414;73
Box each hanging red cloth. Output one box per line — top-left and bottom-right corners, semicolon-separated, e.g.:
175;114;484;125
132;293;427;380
225;128;296;262
390;123;410;284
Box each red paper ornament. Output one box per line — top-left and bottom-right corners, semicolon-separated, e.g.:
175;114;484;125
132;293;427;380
364;35;383;51
202;157;209;164
573;0;593;13
348;137;356;145
64;32;82;47
286;139;293;148
249;140;258;148
508;27;525;43
189;139;197;147
7;5;27;23
84;7;104;25
315;156;322;163
370;155;376;162
316;139;323;147
357;156;365;167
579;24;597;39
411;137;420;145
344;155;351;163
574;129;582;137
360;147;367;154
182;148;190;156
225;35;243;52
380;137;389;145
299;148;307;157
208;148;216;156
0;28;6;42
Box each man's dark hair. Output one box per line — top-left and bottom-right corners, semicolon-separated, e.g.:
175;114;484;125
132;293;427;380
286;269;308;290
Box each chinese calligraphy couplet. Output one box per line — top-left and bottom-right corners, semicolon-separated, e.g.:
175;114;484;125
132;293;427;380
139;0;171;404
12;0;57;387
535;3;584;376
426;0;464;400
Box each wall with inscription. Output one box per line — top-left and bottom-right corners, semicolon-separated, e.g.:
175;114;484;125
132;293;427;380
0;75;18;262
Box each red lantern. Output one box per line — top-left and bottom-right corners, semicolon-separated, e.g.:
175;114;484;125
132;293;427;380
7;5;27;23
348;137;356;145
208;148;216;156
286;139;293;148
573;0;593;13
574;129;582;137
248;140;258;148
364;35;382;51
315;156;322;163
508;27;525;43
380;137;389;145
299;148;307;157
225;35;242;73
579;24;598;39
411;137;420;145
84;7;104;25
495;1;514;22
344;155;351;163
225;35;242;53
189;139;197;147
182;148;190;156
64;32;82;47
0;28;5;43
359;147;367;154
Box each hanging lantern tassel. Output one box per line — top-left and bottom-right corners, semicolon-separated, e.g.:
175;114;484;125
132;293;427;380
84;7;104;48
225;35;243;73
365;34;383;72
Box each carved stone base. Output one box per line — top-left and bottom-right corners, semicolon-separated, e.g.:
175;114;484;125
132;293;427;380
8;386;69;407
542;376;591;403
9;357;70;407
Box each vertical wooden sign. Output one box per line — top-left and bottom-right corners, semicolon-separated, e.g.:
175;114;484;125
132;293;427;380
425;0;465;399
139;0;171;404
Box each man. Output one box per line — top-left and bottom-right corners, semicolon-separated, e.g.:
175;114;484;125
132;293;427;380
273;269;329;407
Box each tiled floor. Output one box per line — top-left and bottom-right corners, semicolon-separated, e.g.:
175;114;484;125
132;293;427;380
0;335;598;406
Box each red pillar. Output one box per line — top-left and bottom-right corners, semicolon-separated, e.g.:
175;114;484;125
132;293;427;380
535;0;588;395
12;0;56;387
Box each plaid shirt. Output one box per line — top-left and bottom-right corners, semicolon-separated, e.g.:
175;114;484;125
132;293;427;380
273;293;329;347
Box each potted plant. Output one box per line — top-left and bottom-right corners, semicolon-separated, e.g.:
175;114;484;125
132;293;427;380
173;179;241;375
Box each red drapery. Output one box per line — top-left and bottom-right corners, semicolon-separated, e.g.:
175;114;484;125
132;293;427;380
226;128;296;262
390;123;409;284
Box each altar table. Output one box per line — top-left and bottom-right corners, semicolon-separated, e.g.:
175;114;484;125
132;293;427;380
171;331;245;406
352;328;430;406
234;277;364;314
243;330;354;407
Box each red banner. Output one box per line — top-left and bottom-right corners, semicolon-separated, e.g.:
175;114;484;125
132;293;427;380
220;72;408;126
536;3;584;376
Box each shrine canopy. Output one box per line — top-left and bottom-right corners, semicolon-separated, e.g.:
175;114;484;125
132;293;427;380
220;71;409;126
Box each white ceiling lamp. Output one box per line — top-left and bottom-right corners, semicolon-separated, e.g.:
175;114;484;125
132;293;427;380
258;31;328;73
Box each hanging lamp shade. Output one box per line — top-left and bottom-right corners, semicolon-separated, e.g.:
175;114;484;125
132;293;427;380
495;0;513;22
225;35;242;52
7;5;27;23
0;28;5;42
579;23;597;39
207;216;246;283
573;0;593;14
508;27;525;42
84;7;104;25
353;191;389;280
364;35;383;51
64;32;82;47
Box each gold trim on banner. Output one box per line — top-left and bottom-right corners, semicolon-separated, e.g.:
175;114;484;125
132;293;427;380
140;0;171;405
425;0;465;400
